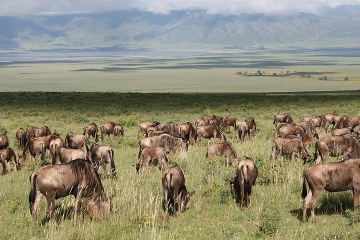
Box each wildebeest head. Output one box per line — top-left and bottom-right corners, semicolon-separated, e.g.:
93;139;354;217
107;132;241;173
179;188;195;213
228;176;240;199
85;194;112;220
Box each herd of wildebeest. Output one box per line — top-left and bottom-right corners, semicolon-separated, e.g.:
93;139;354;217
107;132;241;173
1;112;360;227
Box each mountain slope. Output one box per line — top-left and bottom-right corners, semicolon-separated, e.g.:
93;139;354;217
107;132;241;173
1;10;360;50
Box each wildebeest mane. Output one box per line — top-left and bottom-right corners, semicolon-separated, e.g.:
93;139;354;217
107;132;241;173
69;159;105;197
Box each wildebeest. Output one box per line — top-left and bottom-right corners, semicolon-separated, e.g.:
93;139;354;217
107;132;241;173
302;115;326;133
273;113;293;128
314;134;360;164
88;143;116;178
195;117;211;127
302;158;360;223
26;126;51;140
29;159;112;227
245;117;257;133
228;157;258;210
206;142;237;166
136;147;170;173
83;122;98;142
16;127;26;150
162;164;195;216
277;124;304;137
0;147;18;173
113;124;124;137
49;138;65;164
178;122;196;145
296;121;313;133
18;138;46;165
195;124;226;146
65;132;88;154
139;121;161;136
332;127;352;136
34;134;61;157
100;122;115;140
272;136;312;163
333;116;360;130
221;116;237;132
52;147;87;165
237;121;250;142
0;134;9;149
323;112;340;132
139;134;188;159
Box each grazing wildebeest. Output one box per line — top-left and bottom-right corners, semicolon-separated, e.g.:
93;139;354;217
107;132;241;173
65;132;88;154
323;112;340;132
18;138;46;165
237;121;250;142
83;122;98;142
52;147;87;165
296;121;313;133
333;116;360;130
302;158;360;224
100;122;115;140
26;126;51;140
332;127;352;136
314;134;360;164
302;115;326;133
139;121;161;136
49;138;65;164
272;136;312;163
29;159;112;227
195;117;211;127
222;116;237;132
178;122;197;145
156;122;179;136
300;132;319;151
0;147;19;173
139;134;188;159
206;142;237;166
195;124;226;146
273;113;293;128
136;147;170;173
16;127;26;150
228;157;258;210
245;117;257;133
277;124;304;137
88;143;116;178
113;124;124;137
34;134;61;158
162;164;195;216
0;134;9;149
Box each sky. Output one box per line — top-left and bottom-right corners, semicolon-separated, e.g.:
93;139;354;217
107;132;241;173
0;0;360;17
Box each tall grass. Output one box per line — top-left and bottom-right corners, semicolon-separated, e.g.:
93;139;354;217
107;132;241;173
1;92;360;239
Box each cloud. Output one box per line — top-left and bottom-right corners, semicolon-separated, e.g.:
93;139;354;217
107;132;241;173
0;0;360;16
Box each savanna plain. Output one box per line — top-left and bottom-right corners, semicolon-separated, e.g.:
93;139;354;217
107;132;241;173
1;48;360;240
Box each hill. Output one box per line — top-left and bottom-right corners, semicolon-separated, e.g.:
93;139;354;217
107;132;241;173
1;10;360;50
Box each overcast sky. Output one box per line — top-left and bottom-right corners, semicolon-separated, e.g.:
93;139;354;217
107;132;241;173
1;0;360;17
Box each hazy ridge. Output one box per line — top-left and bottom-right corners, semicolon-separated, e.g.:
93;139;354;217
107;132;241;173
1;10;360;50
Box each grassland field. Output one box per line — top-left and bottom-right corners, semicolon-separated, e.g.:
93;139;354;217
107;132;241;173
1;92;360;239
1;48;360;92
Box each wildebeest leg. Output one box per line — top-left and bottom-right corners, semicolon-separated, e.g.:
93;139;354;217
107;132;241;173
73;189;84;225
31;190;43;224
46;196;58;228
353;189;359;215
302;189;312;222
309;189;322;224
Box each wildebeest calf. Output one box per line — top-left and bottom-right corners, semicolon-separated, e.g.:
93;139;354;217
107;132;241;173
206;141;237;166
0;147;19;173
136;147;170;173
162;164;195;216
302;158;360;223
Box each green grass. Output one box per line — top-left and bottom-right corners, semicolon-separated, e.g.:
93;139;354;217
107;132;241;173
1;92;360;239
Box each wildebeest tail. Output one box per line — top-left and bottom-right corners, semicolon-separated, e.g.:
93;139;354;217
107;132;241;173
109;149;116;177
302;173;308;199
243;165;251;196
29;173;37;214
166;173;174;207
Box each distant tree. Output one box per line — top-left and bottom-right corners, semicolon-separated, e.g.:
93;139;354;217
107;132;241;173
236;71;242;75
344;77;349;81
307;75;311;78
273;73;277;76
323;76;328;80
257;70;262;75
